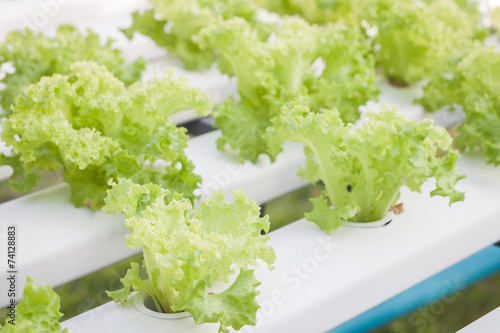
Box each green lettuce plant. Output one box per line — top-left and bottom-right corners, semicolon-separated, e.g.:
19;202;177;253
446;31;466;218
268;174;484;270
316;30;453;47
0;61;211;209
103;178;275;333
195;16;378;162
0;276;66;333
357;0;486;85
0;25;146;114
122;0;259;70
266;101;465;233
418;45;500;165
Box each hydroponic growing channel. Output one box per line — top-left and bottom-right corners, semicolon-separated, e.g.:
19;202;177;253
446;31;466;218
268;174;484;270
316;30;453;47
0;0;499;332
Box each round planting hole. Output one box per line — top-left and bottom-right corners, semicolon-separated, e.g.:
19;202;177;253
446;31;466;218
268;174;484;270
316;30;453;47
134;292;191;319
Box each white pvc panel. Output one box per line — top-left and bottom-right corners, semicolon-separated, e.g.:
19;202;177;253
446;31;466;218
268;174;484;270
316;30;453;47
61;154;500;333
187;131;307;203
458;306;500;333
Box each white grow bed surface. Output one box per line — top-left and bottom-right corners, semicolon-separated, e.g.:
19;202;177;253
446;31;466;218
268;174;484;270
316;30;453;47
458;306;500;333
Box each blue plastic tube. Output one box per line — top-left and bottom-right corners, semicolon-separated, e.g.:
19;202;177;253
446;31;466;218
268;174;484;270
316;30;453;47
329;245;500;333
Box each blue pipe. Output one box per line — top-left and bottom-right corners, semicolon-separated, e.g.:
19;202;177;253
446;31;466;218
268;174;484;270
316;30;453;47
329;245;500;333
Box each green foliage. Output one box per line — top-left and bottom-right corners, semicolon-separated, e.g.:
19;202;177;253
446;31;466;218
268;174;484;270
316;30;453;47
357;0;486;85
266;101;464;233
256;0;486;85
122;0;258;70
0;25;145;114
195;16;378;162
419;46;500;165
103;179;275;333
0;276;66;333
0;61;211;209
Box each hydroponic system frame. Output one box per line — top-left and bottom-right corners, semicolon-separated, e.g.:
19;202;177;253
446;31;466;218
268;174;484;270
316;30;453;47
0;1;499;332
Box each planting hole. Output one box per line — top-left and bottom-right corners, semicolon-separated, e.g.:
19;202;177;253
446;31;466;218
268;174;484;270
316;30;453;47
134;292;192;319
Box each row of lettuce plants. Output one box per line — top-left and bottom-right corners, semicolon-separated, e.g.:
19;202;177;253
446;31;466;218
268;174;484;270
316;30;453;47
1;0;498;331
